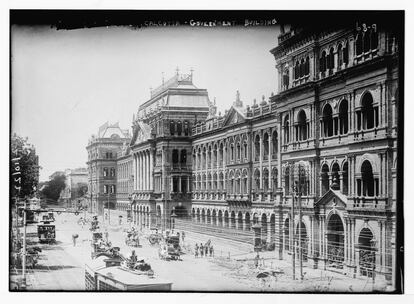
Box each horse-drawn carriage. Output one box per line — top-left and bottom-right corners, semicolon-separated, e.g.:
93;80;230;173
91;231;113;259
158;235;181;261
125;228;142;248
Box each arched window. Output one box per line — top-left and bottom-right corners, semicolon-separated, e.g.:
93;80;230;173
272;131;278;159
337;44;343;67
300;58;305;78
183;121;189;136
343;43;349;65
305;56;310;75
322;104;334;137
284;167;290;195
284;116;290;144
170;120;175;135
243;141;248;159
295;61;300;79
230;144;234;161
356;33;363;56
320;51;327;72
297;110;308;141
321;164;330;195
282;68;289;90
361;93;376;130
236;142;241;160
263;133;269;160
180;149;187;164
343;162;349;195
176;121;182;136
332;163;340;189
339;100;349;134
103;167;108;177
328;47;335;70
363;30;370;53
371;25;378;50
254;169;260;192
219;143;224;165
360;160;375;197
272;168;278;192
254;135;260;161
263;168;269;192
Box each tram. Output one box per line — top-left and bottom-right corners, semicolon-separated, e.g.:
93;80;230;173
37;222;56;243
85;256;172;291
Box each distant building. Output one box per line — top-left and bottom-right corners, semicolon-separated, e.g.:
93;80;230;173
86;122;130;215
60;167;89;209
49;171;65;180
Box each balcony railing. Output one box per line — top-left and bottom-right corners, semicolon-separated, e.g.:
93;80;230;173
350;197;388;211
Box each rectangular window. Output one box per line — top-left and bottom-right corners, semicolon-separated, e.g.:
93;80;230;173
104;185;108;194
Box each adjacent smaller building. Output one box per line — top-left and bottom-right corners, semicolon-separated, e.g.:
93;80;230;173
86;122;130;215
60;167;88;209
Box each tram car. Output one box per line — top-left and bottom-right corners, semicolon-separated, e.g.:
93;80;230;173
85;256;171;291
37;222;56;243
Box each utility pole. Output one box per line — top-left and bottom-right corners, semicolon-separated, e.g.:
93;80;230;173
291;181;295;280
21;199;27;289
297;163;305;281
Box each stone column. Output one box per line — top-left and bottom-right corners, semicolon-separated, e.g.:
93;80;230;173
139;153;143;191
144;152;147;191
339;171;344;193
268;130;272;198
149;149;154;190
133;154;137;190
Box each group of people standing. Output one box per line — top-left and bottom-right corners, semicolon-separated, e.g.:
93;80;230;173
194;242;214;258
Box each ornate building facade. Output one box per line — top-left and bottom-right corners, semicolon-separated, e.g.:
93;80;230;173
86;122;130;215
86;21;399;286
270;23;398;283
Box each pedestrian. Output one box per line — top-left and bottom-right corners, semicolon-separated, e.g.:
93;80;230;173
205;244;208;257
194;243;199;258
200;243;204;257
72;234;78;247
254;252;260;268
210;245;214;257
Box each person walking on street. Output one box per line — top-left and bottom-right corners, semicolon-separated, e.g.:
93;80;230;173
194;243;199;258
210;245;214;257
72;234;78;247
200;243;204;257
205;244;208;257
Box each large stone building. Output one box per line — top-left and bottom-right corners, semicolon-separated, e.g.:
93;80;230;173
86;122;130;215
60;167;88;208
86;21;399;287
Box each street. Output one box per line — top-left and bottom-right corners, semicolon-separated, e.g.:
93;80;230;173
10;211;390;292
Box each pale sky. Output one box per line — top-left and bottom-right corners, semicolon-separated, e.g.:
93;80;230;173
11;25;280;181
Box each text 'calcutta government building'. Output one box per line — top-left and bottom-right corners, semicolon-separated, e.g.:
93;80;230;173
86;22;399;286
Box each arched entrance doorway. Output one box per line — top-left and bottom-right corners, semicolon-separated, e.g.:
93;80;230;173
196;208;200;223
224;210;229;228
261;214;268;247
206;209;211;225
230;211;236;229
174;205;187;218
358;228;376;277
237;212;243;230
218;210;223;226
326;214;345;268
296;221;308;262
212;209;217;226
244;212;251;231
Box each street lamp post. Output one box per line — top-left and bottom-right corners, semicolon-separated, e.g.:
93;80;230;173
170;207;177;231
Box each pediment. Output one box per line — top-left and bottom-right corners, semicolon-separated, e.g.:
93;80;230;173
314;189;347;209
130;121;151;146
222;106;246;127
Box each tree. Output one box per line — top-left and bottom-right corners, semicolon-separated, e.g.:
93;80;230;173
11;134;40;200
41;174;66;203
76;182;88;198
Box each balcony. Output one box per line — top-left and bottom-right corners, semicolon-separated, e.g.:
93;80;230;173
349;197;389;211
353;127;387;142
320;134;350;147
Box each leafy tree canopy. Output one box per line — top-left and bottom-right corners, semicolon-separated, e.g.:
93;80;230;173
11;134;40;199
41;174;66;203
